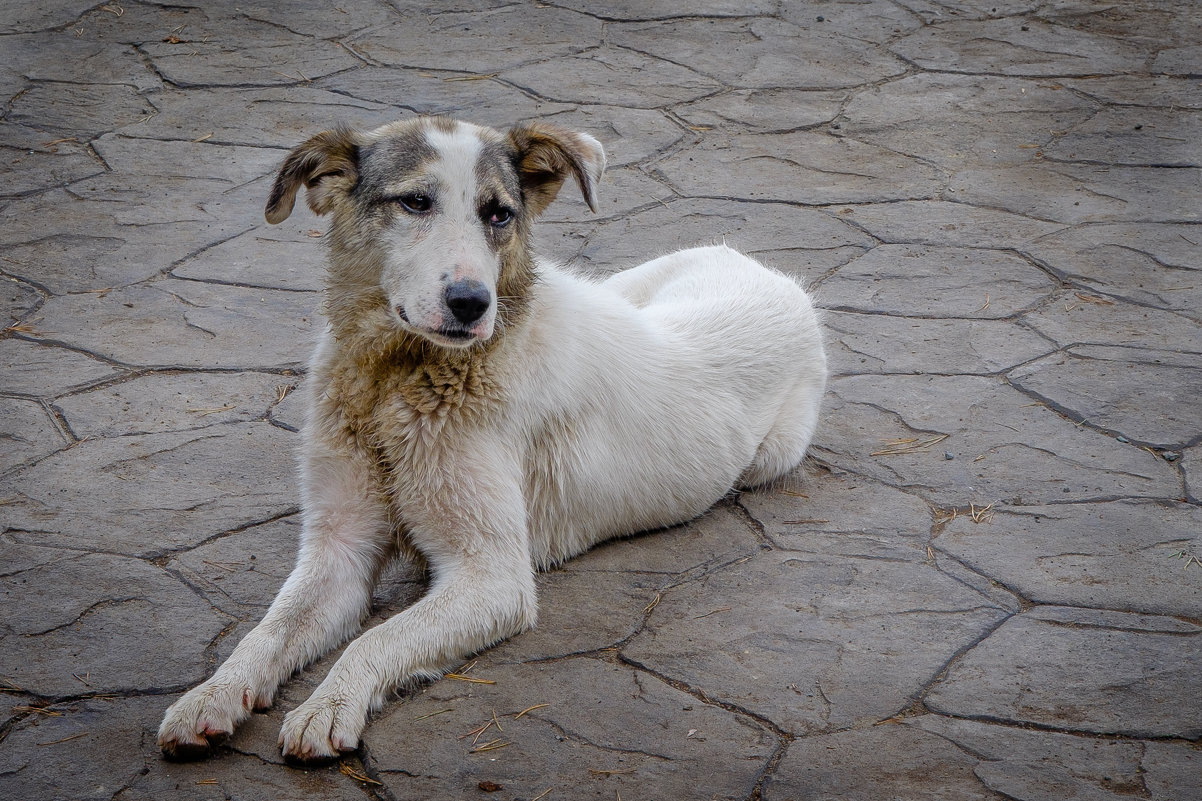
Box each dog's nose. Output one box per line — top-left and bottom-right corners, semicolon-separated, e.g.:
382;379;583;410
444;280;491;325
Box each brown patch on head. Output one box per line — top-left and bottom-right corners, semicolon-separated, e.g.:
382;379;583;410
507;121;606;216
426;115;458;135
265;126;358;224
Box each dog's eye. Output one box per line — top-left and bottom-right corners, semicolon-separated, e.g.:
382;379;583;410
396;193;431;214
488;207;513;228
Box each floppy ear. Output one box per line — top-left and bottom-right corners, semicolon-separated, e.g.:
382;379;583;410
265;127;358;224
507;121;607;216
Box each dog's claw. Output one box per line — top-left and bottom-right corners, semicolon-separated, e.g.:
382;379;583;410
158;678;272;760
160;732;220;762
279;692;366;762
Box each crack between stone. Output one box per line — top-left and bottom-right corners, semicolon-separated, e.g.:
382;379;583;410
617;653;791;740
141;507;300;563
1005;375;1196;451
911;610;1015;706
925;709;1202;744
24;596;145;636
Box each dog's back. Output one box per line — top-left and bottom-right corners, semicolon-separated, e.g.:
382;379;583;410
504;245;826;567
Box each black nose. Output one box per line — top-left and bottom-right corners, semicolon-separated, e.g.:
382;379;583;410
444;280;491;325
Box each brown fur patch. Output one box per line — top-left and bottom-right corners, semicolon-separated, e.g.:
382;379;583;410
508;122;600;215
265;127;358;224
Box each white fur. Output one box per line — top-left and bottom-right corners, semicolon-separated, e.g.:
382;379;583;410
158;121;826;762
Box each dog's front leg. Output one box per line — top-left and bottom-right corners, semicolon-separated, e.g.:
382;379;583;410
158;432;391;759
279;454;536;761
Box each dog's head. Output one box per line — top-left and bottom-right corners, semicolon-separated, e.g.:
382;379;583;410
265;117;606;349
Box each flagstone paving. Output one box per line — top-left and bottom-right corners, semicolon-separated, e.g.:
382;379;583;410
1;2;1199;800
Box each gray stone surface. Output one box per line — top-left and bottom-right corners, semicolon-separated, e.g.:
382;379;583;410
818;245;1055;318
926;606;1202;738
937;500;1202;617
1009;348;1202;446
2;2;1199;800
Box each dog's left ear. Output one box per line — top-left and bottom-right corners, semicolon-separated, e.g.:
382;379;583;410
508;122;607;216
265;127;358;224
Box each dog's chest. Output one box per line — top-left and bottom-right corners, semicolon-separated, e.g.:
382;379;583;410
320;349;501;469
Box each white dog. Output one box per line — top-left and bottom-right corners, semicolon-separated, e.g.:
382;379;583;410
158;117;826;761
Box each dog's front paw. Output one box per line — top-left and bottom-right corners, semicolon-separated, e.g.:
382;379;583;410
158;679;272;760
279;690;367;762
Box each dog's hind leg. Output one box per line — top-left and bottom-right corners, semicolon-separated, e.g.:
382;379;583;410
157;435;392;760
736;373;825;490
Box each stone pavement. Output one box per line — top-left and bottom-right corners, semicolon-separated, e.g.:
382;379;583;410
1;0;1200;798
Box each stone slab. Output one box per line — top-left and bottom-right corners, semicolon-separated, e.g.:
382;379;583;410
541;198;871;281
4;33;160;91
502;48;723;109
33;280;318;370
0;396;66;474
610;17;906;89
167;515;300;616
232;0;400;38
0;125;106;198
779;0;923;43
926;606;1202;738
654;129;945;204
840;73;1098;169
0;338;123;398
623;549;1007;735
1;276;42;325
565;503;761;578
1143;740;1202;801
3;423;297;557
764;723;992;801
0;696;165;801
1020;223;1202;316
740;468;934;561
816;374;1180;505
827;200;1066;248
1042;107;1202;167
937;500;1202;617
0;553;229;696
912;714;1153;801
170;225;326;292
677;88;848;134
1185;445;1202;503
948;164;1201;225
140;31;360;89
823;311;1056;376
553;0;778;17
123;86;396;149
538;165;681;224
54;370;292;439
8;83;155;138
890;17;1147;76
1022;291;1202;351
819;245;1055;319
1009;348;1202;446
362;657;774;801
0;0;95;34
1064;75;1202;109
347;6;603;73
267;376;306;432
314;67;577;134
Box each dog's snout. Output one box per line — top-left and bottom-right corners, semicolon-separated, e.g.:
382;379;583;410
445;280;491;325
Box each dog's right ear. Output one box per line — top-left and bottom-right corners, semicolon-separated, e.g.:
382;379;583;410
265;127;358;224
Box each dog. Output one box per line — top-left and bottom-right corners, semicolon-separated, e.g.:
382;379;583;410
157;116;827;761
